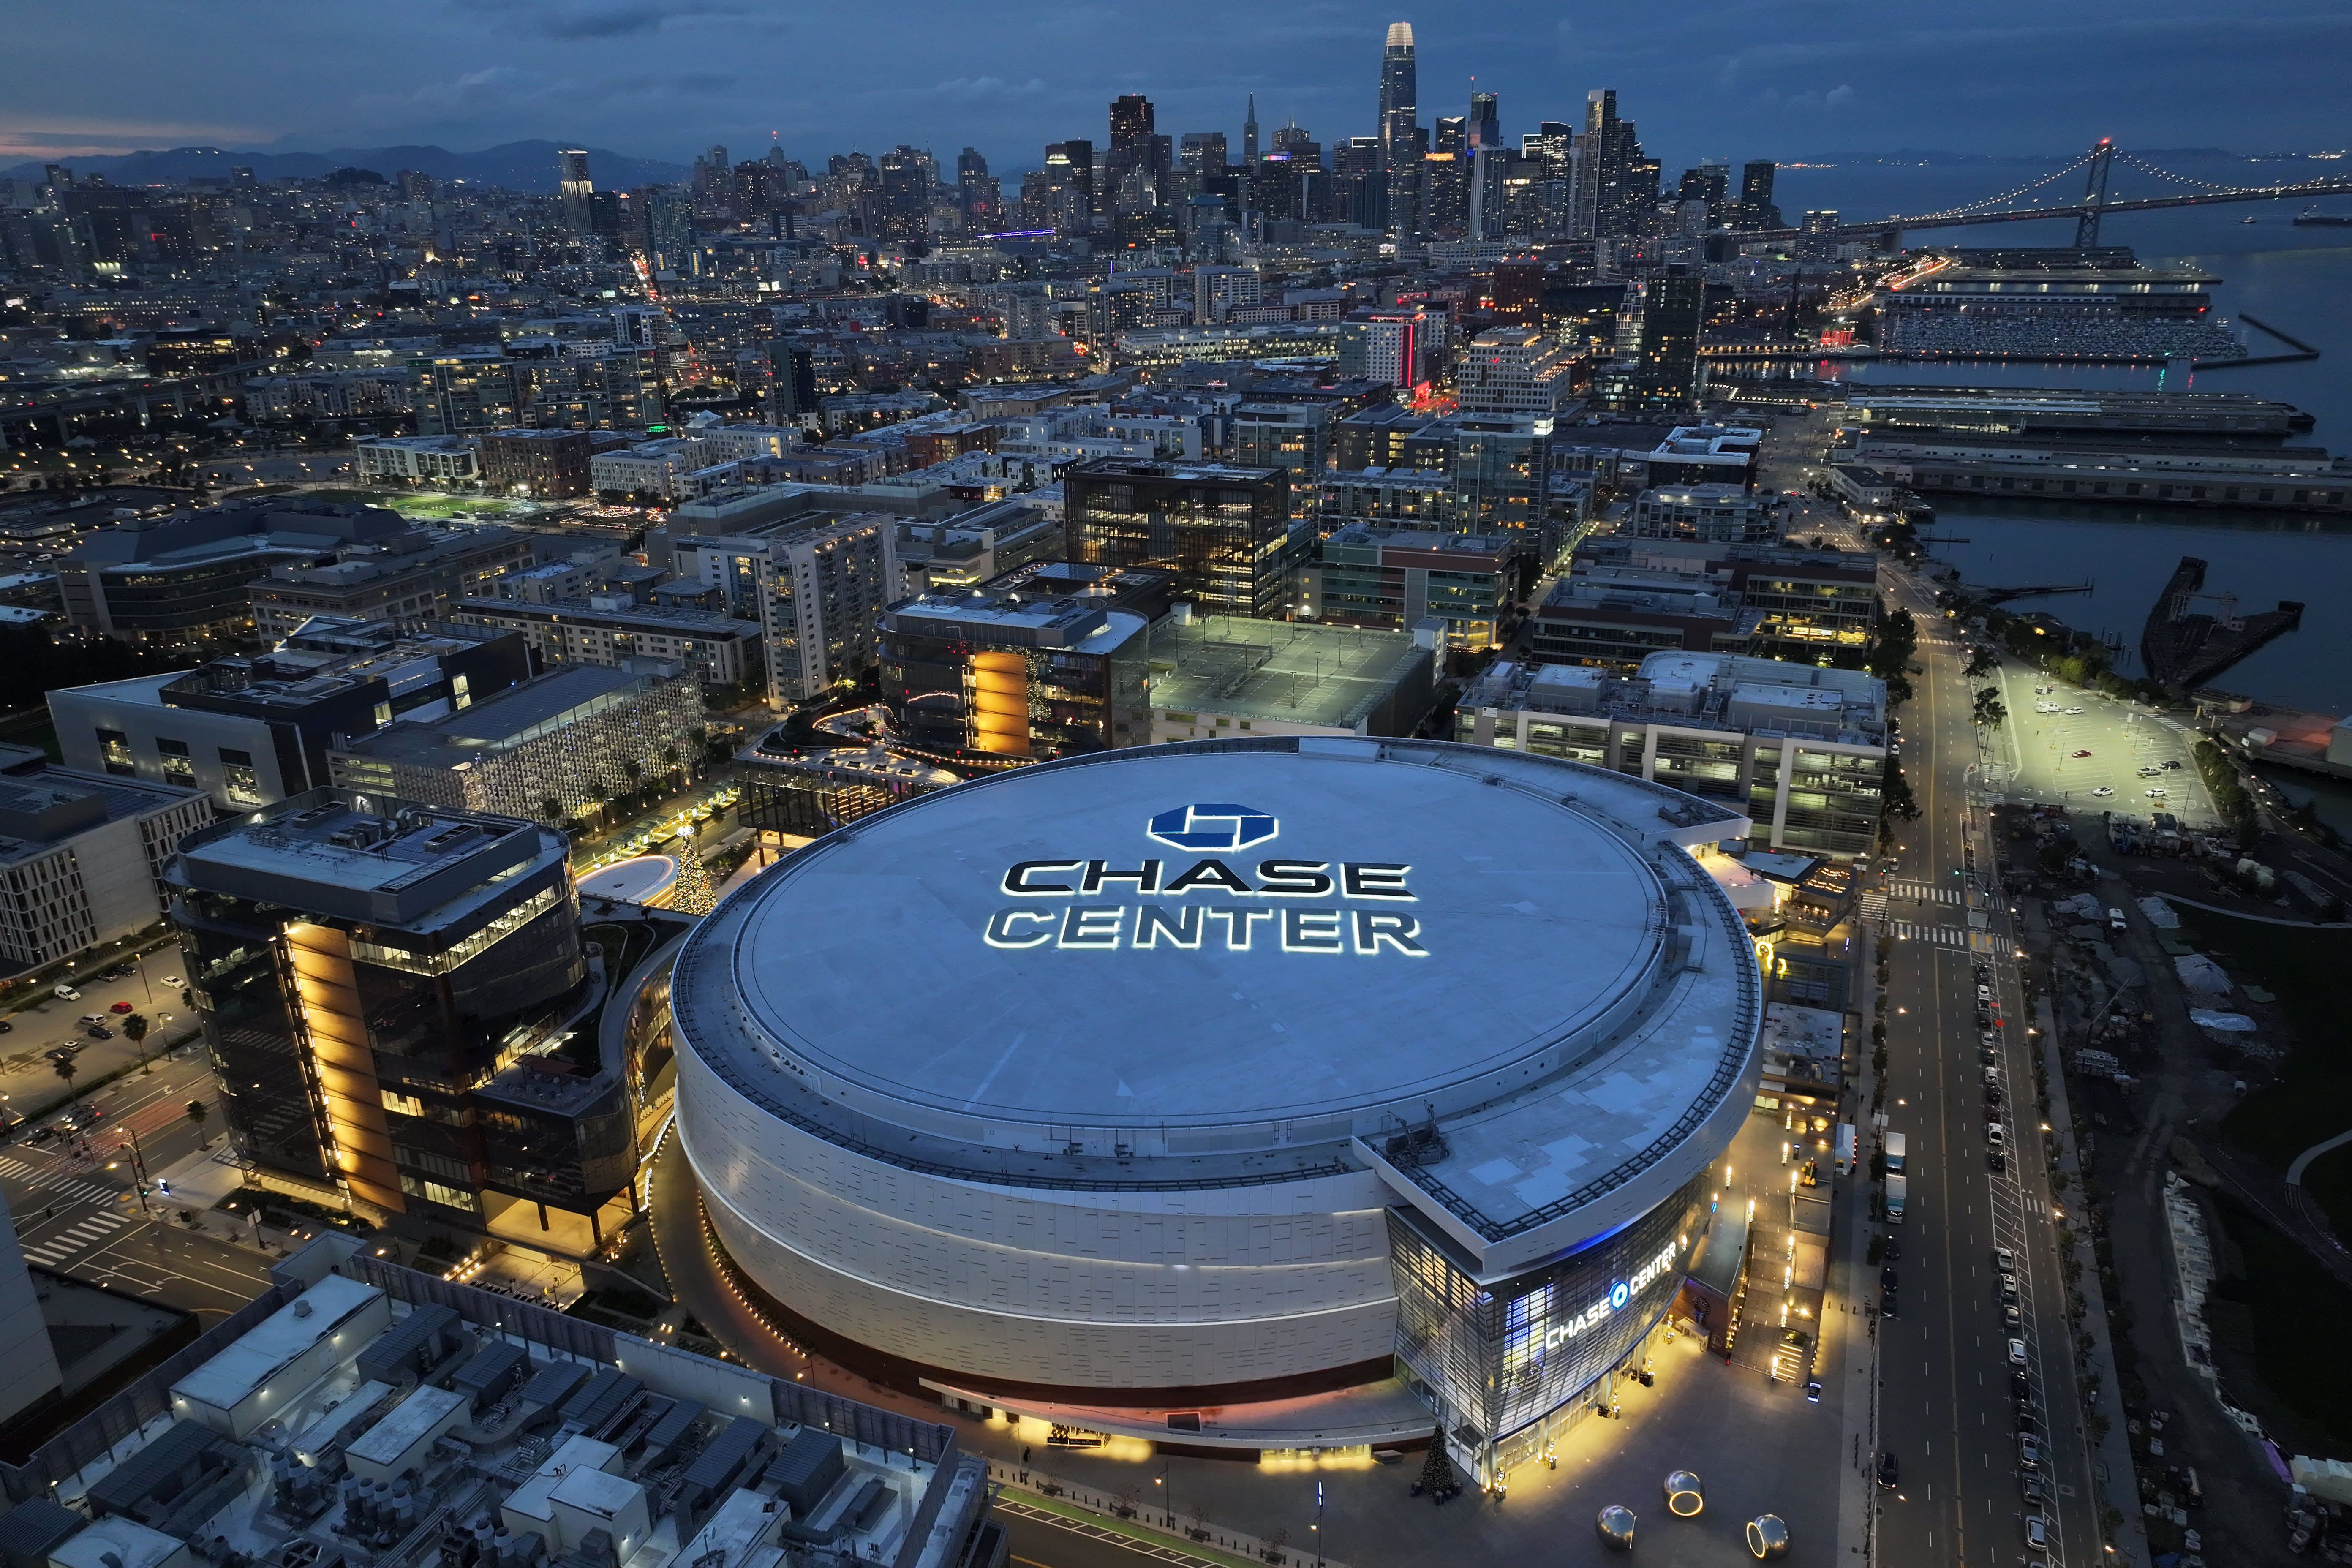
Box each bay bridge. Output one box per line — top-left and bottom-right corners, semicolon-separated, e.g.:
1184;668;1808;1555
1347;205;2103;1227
1739;139;2352;247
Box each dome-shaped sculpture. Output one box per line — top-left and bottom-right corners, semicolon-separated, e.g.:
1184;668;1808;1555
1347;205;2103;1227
1745;1514;1791;1560
1663;1471;1704;1516
1597;1506;1637;1551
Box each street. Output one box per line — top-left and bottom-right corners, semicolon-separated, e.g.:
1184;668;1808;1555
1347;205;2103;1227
1;1046;271;1320
1870;565;2112;1566
2;938;194;1125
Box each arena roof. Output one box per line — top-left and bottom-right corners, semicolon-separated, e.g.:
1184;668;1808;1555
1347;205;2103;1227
675;738;1762;1275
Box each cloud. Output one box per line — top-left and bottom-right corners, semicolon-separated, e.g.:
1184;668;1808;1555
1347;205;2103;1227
460;0;769;40
1825;84;1857;109
908;76;1051;103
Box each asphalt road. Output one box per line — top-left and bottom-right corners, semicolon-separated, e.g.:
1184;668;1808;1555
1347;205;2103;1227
1873;570;2105;1566
2;940;194;1124
1;1051;271;1320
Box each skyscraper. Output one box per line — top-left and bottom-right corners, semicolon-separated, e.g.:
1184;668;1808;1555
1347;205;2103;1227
556;148;593;235
957;147;999;228
1243;94;1260;167
1378;22;1419;234
1737;160;1781;229
1468;92;1501;154
1425;115;1470;235
1180;131;1228;177
1110;94;1154;150
877;145;933;245
1572;90;1654;242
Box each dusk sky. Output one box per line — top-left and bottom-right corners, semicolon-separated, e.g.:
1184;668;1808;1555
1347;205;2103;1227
9;0;2350;174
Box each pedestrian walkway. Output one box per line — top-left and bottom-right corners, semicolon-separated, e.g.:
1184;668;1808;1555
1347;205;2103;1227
0;1151;131;1208
1888;920;1972;947
1857;891;1888;924
1888;879;1963;904
19;1209;128;1264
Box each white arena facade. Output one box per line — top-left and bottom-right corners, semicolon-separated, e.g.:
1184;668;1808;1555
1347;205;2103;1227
667;737;1764;1467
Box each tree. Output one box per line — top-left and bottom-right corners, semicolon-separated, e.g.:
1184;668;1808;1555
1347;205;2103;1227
1964;646;1999;678
185;1099;209;1145
1882;757;1922;822
540;795;566;825
52;1056;77;1100
1973;688;2007;729
1416;1429;1458;1496
122;1011;151;1074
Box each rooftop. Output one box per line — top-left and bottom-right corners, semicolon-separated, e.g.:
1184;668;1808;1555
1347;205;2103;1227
1146;615;1429;729
673;739;1759;1269
336;662;681;764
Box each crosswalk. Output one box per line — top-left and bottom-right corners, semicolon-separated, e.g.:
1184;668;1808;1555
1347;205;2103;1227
1887;879;1963;905
1857;891;1888;923
19;1209;129;1266
1889;920;1972;947
0;1151;129;1208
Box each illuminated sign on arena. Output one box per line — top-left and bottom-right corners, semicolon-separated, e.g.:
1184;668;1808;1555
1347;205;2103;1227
1542;1240;1684;1349
982;804;1427;956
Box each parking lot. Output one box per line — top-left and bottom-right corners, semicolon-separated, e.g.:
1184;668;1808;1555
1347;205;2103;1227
1;943;194;1122
1987;664;2214;826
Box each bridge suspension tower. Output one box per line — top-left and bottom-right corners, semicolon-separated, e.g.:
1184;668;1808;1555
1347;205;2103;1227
2075;138;2116;247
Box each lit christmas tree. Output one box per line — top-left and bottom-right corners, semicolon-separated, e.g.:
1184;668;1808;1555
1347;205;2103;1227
1416;1429;1456;1496
667;845;718;915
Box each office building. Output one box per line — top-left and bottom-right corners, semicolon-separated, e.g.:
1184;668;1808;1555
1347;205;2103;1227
1468;92;1501;153
891;499;1064;592
1065;458;1298;618
1457;650;1889;857
1572;89;1653;242
1626;483;1781;544
556;149;594;235
667;738;1758;1481
327;660;702;825
1454;325;1577;416
1378;22;1420;233
0;742;210;972
167;791;625;1245
248;525;543;642
58;498;416;648
447;595;761;689
50;619;530;811
478;429;598;499
879;562;1171;759
1535;536;1878;665
1305;522;1528;648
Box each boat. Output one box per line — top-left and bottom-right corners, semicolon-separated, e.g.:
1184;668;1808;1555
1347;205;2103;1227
2293;204;2352;227
2240;215;2257;224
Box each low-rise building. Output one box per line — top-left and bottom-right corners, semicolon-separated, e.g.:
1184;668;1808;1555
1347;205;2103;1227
890;499;1064;593
1626;483;1782;543
353;436;480;486
49;619;531;810
1139;611;1434;744
1304;523;1529;648
1455;650;1887;858
587;438;710;501
1561;537;1880;664
478;429;598;499
327;660;703;824
448;595;761;688
248;525;544;642
0;743;212;971
1453;325;1578;416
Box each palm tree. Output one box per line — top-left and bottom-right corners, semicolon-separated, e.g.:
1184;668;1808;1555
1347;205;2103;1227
123;1012;151;1074
52;1056;77;1102
185;1099;209;1146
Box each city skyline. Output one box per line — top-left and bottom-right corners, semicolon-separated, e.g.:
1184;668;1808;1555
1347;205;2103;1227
7;0;2350;173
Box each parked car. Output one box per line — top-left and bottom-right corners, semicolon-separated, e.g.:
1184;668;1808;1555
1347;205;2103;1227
2025;1514;2049;1552
2009;1338;2028;1366
77;1013;104;1026
2001;1277;2019;1304
2020;1434;2042;1469
2091;786;2115;798
2010;1369;2031;1399
2163;758;2183;770
1997;1246;2017;1274
1881;1266;1900;1290
83;1024;112;1040
2004;1304;2023;1332
109;1000;133;1014
1989;1149;2006;1172
1877;1451;1900;1489
52;985;78;1001
1881;1289;1900;1318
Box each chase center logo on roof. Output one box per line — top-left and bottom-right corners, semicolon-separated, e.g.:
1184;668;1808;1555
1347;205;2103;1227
1145;803;1278;853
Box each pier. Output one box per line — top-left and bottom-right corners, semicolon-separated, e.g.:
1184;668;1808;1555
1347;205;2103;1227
2139;555;2305;695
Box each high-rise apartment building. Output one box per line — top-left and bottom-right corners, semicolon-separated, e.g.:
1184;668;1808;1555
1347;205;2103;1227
556;150;594;236
1378;22;1420;235
876;145;933;244
1424;116;1470;234
955;147;998;227
167;790;637;1252
1573;89;1654;241
1066;458;1299;618
1617;268;1706;409
1737;160;1781;229
642;187;695;273
758;513;899;704
1339;305;1440;388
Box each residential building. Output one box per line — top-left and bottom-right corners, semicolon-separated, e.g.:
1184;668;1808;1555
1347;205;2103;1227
0;743;210;972
1193;266;1261;323
248;525;544;642
1139;612;1433;743
752;513;898;704
1304;523;1529;648
1064;457;1300;618
1454;325;1578;416
588;437;711;500
408;354;529;436
879;563;1173;760
58;497;414;647
1456;650;1888;857
448;596;761;688
1601;269;1704;410
49;619;531;810
1626;483;1782;544
1338;307;1442;388
166;790;623;1244
327;661;702;824
353;436;480;486
477;429;596;499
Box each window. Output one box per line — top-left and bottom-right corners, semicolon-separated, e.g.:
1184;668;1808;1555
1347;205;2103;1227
156;737;196;787
97;729;135;776
218;748;263;807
